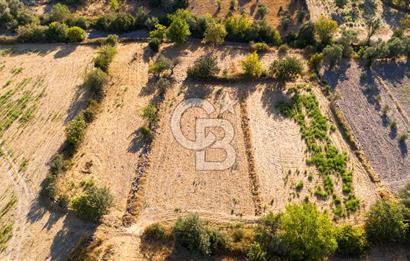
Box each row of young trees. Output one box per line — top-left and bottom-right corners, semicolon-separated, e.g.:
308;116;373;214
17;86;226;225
144;187;410;260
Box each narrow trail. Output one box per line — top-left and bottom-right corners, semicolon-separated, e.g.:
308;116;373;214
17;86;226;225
0;150;35;261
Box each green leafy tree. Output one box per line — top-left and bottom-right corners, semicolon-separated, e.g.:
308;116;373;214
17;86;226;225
279;203;337;260
314;16;338;46
149;23;167;41
335;225;368;256
47;22;68;42
167;17;191;44
365;200;409;244
241;52;263;78
71;185;113;222
337;29;358;57
269;56;304;82
366;18;381;44
203;20;227;46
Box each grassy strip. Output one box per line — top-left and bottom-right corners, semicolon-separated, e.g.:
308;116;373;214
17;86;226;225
42;44;117;214
277;85;359;217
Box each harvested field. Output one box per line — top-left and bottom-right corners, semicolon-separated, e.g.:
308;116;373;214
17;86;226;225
247;84;378;221
324;61;410;192
0;44;96;260
55;43;153;221
188;0;307;29
305;0;404;41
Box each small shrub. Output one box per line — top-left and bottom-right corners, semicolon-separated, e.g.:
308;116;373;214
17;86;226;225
335;225;368;256
187;55;220;79
278;44;289;55
83;100;99;123
140;126;152;137
365;200;409;244
399;133;408;143
148;37;161;52
149;55;172;76
309;52;324;73
142;104;158;125
250;42;270;52
105;34;118;46
269;56;304;82
71;185;113;222
256;4;267;19
66;26;86;42
66;16;90;29
143;223;171;241
399;181;410;208
84;68;108;100
247;242;267;261
241;52;264;78
94;45;117;72
65;114;87;151
314;16;338;46
49;154;68;175
295;181;303;192
323;44;343;69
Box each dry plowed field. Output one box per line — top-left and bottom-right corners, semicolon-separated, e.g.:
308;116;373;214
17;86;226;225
0;44;97;260
324;61;410;192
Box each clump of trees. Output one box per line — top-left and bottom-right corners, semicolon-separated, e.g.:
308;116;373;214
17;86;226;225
16;21;86;43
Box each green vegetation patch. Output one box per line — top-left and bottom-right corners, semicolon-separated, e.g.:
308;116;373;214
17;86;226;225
277;85;359;216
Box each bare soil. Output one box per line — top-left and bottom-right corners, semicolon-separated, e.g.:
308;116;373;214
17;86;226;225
323;60;410;192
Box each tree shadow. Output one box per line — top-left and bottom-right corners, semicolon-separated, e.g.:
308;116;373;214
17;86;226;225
48;213;96;261
65;82;93;124
260;86;292;118
399;140;408;156
321;59;352;89
128;129;149;153
54;44;79;59
373;60;409;87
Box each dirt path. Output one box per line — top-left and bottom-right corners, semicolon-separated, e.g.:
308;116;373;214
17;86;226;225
0;151;34;261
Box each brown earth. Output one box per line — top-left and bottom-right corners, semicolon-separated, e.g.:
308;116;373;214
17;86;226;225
323;60;410;192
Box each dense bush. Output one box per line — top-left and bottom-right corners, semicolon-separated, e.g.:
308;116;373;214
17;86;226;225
46;22;68;42
94;45;117;72
67;26;86;42
203;20;227;45
309;52;323;73
250;42;270;52
71;185;113;222
247;242;267;261
335;225;368;256
95;10;147;32
323;44;343;69
296;22;316;48
365;200;409;244
149;37;161;52
105;34;119;46
279;203;337;260
187;55;220;79
173;214;226;255
337;29;357;58
110;12;135;32
83;99;99;123
269;56;303;82
314;16;338;47
48;3;71;23
167;16;191;44
65;114;87;151
0;0;39;30
16;24;47;42
66;15;90;29
143;223;172;241
241;52;263;78
84;68;109;100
